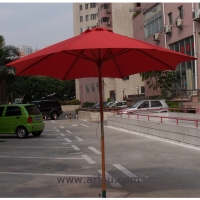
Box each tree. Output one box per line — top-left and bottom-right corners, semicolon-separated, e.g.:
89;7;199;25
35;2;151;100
13;76;75;103
140;71;177;98
0;35;20;104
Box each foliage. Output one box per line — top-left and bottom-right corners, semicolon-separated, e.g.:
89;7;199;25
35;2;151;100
0;35;20;104
132;10;141;19
140;71;177;98
82;101;96;108
107;98;111;102
13;76;75;103
167;101;179;108
69;99;81;105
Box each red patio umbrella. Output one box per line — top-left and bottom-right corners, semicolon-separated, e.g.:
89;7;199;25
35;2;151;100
7;27;196;197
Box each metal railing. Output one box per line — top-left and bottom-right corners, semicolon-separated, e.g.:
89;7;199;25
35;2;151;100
112;108;200;128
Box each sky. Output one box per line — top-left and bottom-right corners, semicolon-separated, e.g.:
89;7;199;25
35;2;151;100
0;2;74;50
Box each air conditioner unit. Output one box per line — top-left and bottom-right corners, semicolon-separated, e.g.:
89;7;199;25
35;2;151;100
106;9;110;13
164;25;172;34
106;21;111;26
176;18;183;28
192;9;200;21
153;33;160;41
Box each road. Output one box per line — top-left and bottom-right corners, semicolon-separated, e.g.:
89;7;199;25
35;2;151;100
0;116;200;197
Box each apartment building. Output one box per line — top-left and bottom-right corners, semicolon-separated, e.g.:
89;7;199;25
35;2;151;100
17;45;33;57
132;3;199;96
73;3;144;103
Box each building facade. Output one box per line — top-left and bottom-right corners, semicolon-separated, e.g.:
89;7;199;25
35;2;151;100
17;45;33;57
73;3;144;103
132;3;199;96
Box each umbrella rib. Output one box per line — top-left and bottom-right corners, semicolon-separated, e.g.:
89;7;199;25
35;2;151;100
62;49;86;80
102;49;113;61
16;54;54;75
63;50;96;63
136;49;175;70
90;49;98;60
104;49;132;62
111;57;125;78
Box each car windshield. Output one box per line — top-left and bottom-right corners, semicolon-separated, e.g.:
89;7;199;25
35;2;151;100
132;101;142;108
25;105;41;115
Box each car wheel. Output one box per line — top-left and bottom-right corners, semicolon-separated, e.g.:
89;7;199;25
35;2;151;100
51;112;58;120
32;131;42;137
16;127;28;138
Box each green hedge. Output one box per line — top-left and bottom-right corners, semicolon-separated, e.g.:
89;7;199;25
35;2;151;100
59;99;81;105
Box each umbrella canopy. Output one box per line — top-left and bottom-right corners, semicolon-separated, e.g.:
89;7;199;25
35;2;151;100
7;27;196;198
8;27;194;80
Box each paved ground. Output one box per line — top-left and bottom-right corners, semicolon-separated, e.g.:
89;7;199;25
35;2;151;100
0;114;200;198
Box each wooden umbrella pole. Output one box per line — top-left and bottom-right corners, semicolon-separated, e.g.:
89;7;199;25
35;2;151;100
98;62;106;198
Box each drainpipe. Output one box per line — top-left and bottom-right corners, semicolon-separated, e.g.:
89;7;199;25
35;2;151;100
192;3;198;90
162;3;167;48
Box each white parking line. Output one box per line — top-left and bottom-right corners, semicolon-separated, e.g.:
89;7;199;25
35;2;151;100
97;170;121;188
0;156;84;160
65;138;72;143
66;130;72;133
74;136;83;141
62;143;73;145
0;171;98;177
113;164;143;182
51;120;55;123
71;145;80;151
80;124;89;127
0;146;72;149
59;133;65;137
88;147;101;155
81;154;95;164
60;126;64;129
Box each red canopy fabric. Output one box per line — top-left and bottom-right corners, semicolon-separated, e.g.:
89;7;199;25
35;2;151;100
7;27;195;80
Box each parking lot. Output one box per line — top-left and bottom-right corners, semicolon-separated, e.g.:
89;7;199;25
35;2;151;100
1;116;200;198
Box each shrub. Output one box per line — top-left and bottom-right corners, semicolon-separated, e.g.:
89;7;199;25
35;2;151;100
70;99;81;105
82;101;96;108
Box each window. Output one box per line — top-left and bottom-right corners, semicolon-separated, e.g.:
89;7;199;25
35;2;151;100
79;5;83;10
100;4;109;10
123;76;129;81
90;83;95;92
91;14;96;20
141;86;145;94
100;17;110;24
169;36;195;90
144;4;162;38
85;4;88;9
85;85;89;93
178;6;183;19
90;3;96;8
138;101;149;108
136;3;141;7
25;105;41;115
168;12;173;25
80;27;83;33
151;101;162;107
86;15;89;21
5;106;21;116
80;16;83;22
0;107;4;117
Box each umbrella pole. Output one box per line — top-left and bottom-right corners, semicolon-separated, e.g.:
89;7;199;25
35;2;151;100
98;63;106;198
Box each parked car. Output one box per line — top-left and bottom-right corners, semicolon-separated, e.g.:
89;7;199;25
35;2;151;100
117;99;168;114
30;100;63;120
0;104;45;138
88;102;113;109
108;101;127;108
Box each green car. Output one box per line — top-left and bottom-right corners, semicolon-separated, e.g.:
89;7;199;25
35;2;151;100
0;104;45;138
